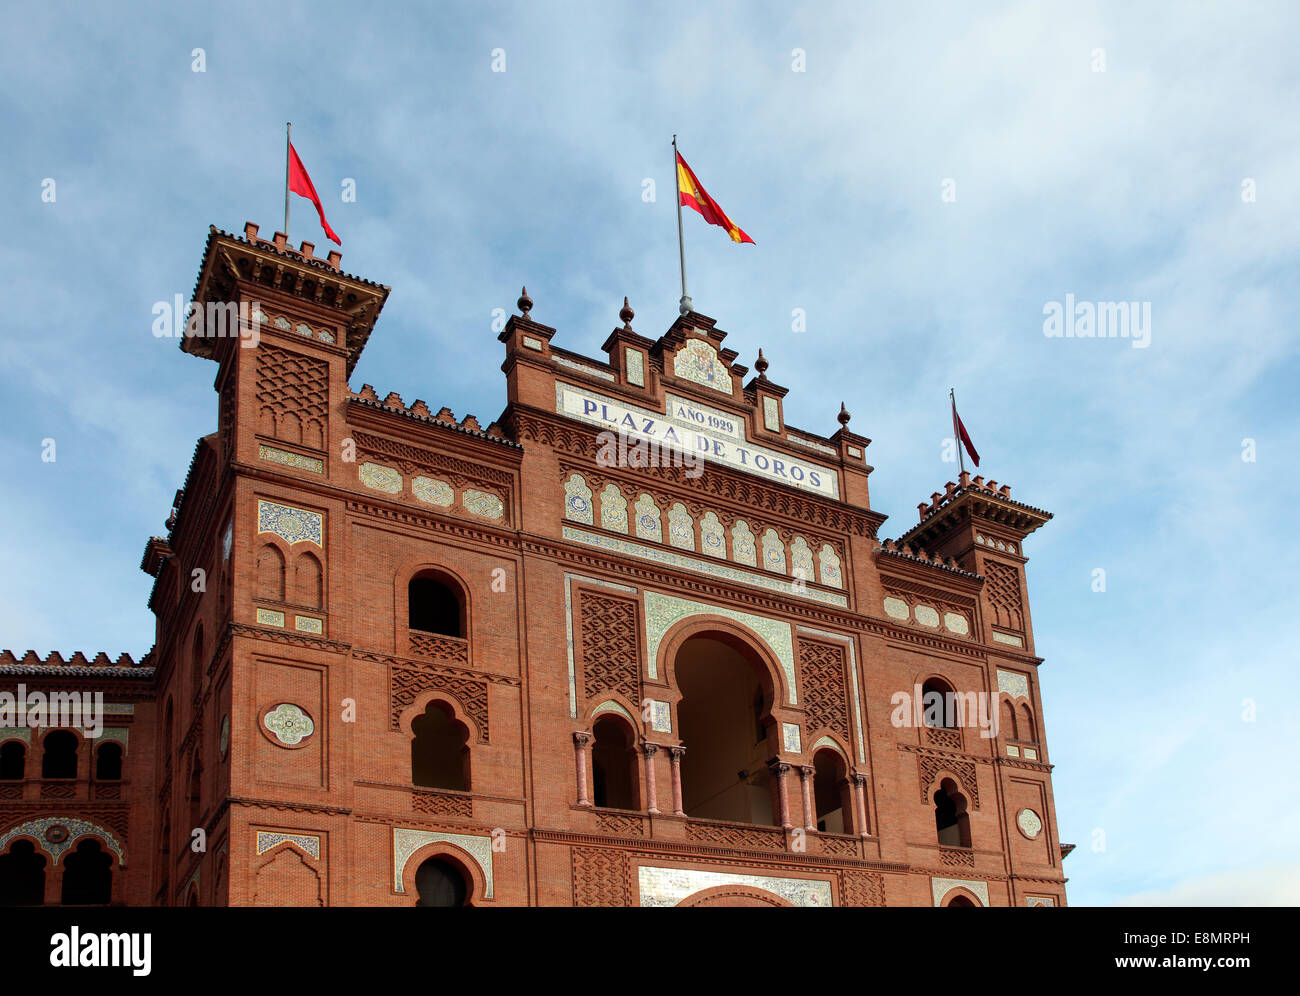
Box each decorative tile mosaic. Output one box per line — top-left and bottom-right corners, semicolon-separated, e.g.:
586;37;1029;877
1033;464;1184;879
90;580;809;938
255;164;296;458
667;502;695;550
761;528;787;574
1006;744;1020;757
790;537;814;582
463;490;504;519
564;474;595;525
993;631;1024;648
699;511;726;559
256;608;285;627
89;727;129;748
671;338;731;394
295;322;312;337
1027;896;1055;907
1017;809;1043;839
818;544;842;588
633;494;662;542
781;722;802;754
731;520;756;566
997;669;1030;698
263;703;314;746
256;830;321;859
915;605;940;628
0;727;32;744
649;700;672;732
797;625;867;764
847;446;862;458
554;355;616;381
810;735;840;752
943;612;970;635
522;335;544;351
638;866;832;907
883;597;910;620
643;590;796;702
295;615;323;634
103;704;135;715
259;444;324;474
359;461;403;494
393;828;494;898
274;315;292;330
257;499;323;547
762;396;781;431
564;526;847;609
1023;747;1038;760
0;817;125;867
565;573;639;718
599;484;628;533
592;700;635;722
412;476;454;507
931;877;989;907
317;329;335;344
625;347;645;387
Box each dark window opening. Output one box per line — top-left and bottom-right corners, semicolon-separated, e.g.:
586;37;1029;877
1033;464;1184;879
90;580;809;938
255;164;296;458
0;742;25;780
41;731;78;779
414;857;468;907
934;778;971;847
61;839;112;906
0;840;46;906
95;742;123;781
408;576;463;637
591;716;638;810
411;701;470;791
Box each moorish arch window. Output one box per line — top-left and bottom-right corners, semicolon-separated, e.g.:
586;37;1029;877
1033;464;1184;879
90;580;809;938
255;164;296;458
257;542;286;602
41;731;78;779
0;840;46;906
94;742;123;781
591;715;639;811
921;677;956;729
812;747;852;834
295;551;323;609
410;700;471;791
675;632;777;827
0;741;25;780
61;839;112;906
934;777;971;848
414;856;470;907
408;572;465;639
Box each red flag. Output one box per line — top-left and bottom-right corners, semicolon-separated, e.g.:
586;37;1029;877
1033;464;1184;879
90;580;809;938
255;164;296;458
676;152;755;244
288;142;341;245
952;397;980;467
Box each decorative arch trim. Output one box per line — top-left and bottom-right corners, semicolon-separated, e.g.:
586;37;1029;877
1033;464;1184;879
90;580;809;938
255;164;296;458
932;878;988;907
393;828;493;898
0;817;125;867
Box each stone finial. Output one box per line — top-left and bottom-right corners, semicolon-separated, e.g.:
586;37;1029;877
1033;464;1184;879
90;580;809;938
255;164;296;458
754;348;769;379
517;286;533;317
619;296;634;330
838;402;851;427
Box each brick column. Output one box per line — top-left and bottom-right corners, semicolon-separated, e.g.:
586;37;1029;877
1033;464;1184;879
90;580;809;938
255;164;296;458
798;764;815;830
768;759;793;830
852;772;870;837
572;732;592;807
642;743;661;815
668;746;686;817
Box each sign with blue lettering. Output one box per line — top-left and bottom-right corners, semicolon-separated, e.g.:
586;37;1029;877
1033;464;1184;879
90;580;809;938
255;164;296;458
555;383;838;498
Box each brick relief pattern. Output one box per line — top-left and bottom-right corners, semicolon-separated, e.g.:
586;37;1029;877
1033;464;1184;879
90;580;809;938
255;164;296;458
390;662;489;741
984;561;1024;632
571;847;631;906
407;632;470;666
256;346;328;449
579;592;639;704
685;821;786;850
798;640;850;745
594;812;645;837
839;871;886;907
412;790;473;817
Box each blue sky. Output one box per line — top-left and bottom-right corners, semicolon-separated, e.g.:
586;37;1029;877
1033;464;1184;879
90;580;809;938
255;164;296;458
2;1;1296;906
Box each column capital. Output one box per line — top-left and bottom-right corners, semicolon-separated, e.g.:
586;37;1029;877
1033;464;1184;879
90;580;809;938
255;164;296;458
667;745;686;759
767;757;792;776
642;741;660;757
572;731;592;748
798;764;814;779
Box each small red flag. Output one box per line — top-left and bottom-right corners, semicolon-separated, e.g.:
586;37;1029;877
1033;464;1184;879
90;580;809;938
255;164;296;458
288;142;341;245
952;397;980;467
676;151;754;244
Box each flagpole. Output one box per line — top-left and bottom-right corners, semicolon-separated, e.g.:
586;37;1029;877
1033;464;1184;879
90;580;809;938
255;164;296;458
284;122;291;239
673;135;692;315
951;387;966;477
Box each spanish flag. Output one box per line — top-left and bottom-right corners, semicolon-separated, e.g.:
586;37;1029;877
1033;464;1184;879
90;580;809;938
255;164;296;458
676;151;754;244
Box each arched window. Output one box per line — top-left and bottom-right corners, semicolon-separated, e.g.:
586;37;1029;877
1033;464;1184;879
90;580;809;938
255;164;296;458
414;856;469;907
41;731;78;779
934;778;971;848
295;552;323;609
191;623;205;700
0;840;46;906
591;716;639;810
676;632;776;826
257;543;286;602
162;698;174;767
95;742;123;781
188;753;203;829
947;894;977;907
812;748;852;834
0;741;25;780
1019;703;1037;742
61;839;111;906
410;701;470;791
921;677;956;729
408;574;464;637
1000;699;1018;741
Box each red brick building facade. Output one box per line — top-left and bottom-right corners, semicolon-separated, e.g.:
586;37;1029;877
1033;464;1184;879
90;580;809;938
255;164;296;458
0;223;1068;906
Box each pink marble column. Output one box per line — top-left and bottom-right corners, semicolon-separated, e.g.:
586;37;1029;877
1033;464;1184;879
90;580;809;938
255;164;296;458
852;772;870;837
768;760;793;830
642;743;661;815
798;764;815;830
572;732;592;807
668;746;686;817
